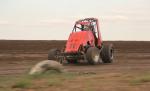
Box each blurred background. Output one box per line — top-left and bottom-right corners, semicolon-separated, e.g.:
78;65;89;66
0;0;150;41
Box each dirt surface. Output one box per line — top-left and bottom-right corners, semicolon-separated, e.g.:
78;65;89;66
0;40;150;91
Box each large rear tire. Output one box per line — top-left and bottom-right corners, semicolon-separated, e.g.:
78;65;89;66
48;49;60;60
86;47;100;65
100;44;114;63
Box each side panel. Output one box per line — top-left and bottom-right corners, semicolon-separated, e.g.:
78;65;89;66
65;31;94;53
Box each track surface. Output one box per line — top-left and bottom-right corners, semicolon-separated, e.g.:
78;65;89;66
0;40;150;76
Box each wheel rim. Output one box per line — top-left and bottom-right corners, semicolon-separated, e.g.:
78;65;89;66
93;53;99;63
110;49;113;60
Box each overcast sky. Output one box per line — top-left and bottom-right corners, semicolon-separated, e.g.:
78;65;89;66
0;0;150;40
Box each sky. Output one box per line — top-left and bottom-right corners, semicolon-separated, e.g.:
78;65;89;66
0;0;150;41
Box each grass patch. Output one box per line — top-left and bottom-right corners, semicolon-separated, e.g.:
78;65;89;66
11;71;78;88
2;70;94;90
12;79;32;88
48;78;62;86
130;73;150;85
84;88;95;91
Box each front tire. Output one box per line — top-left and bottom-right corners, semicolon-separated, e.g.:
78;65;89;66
48;49;60;60
86;47;100;65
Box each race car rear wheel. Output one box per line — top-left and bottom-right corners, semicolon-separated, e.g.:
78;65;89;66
100;44;114;63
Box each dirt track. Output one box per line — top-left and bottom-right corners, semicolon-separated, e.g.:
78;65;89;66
0;40;150;76
0;40;150;91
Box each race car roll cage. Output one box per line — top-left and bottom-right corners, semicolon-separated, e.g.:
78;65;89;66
72;18;102;47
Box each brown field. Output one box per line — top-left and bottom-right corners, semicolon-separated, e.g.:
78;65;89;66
0;40;150;91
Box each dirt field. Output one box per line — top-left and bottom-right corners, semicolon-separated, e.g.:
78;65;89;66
0;40;150;91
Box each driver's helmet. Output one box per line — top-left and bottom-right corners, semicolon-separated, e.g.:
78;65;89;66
81;22;90;30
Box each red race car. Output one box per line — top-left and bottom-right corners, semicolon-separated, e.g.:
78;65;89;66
48;18;114;64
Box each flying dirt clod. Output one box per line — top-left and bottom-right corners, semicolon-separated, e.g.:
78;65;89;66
29;60;65;75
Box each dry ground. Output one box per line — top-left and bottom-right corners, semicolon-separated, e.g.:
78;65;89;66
0;40;150;91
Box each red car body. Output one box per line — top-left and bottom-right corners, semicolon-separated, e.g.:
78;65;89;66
65;18;102;53
48;18;114;64
65;31;94;53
